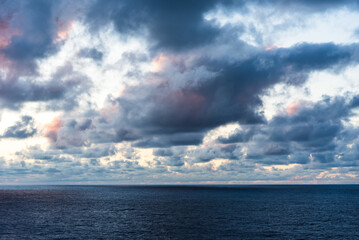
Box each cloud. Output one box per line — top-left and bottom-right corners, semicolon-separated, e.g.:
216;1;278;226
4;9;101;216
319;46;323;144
133;132;204;148
110;43;359;138
0;1;92;112
217;127;256;144
1;115;36;139
2;0;359;183
214;94;359;167
153;148;173;157
86;0;225;51
44;117;63;143
0;0;82;72
268;96;352;149
187;144;240;163
86;0;359;54
0;63;91;110
78;48;103;61
270;0;359;12
0;1;54;63
39;42;359;153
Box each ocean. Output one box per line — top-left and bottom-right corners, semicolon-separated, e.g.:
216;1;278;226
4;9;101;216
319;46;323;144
0;185;358;239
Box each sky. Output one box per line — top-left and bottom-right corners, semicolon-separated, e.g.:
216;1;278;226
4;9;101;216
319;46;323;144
1;0;359;184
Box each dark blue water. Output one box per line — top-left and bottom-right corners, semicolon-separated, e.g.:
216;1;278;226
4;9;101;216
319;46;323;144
0;185;358;239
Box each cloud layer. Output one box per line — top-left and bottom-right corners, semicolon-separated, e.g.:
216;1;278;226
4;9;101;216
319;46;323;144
0;0;359;184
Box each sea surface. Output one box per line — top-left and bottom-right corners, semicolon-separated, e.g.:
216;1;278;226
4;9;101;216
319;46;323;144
0;185;358;239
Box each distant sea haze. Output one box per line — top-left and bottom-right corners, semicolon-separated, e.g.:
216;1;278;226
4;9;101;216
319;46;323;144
0;185;358;239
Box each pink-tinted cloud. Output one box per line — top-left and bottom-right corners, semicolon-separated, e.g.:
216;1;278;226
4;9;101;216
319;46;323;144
151;54;169;73
44;117;63;142
170;90;204;108
54;19;73;42
286;101;311;115
286;101;302;115
0;15;22;49
265;45;286;51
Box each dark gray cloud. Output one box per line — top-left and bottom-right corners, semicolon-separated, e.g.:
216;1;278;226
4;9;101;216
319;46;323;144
0;64;91;110
1;115;36;139
0;0;82;72
1;1;54;63
186;144;240;163
42;42;359;152
86;0;359;52
217;127;256;144
159;156;185;167
133;132;204;148
217;95;359;167
113;43;359;136
262;143;291;156
87;0;226;51
268;96;352;151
